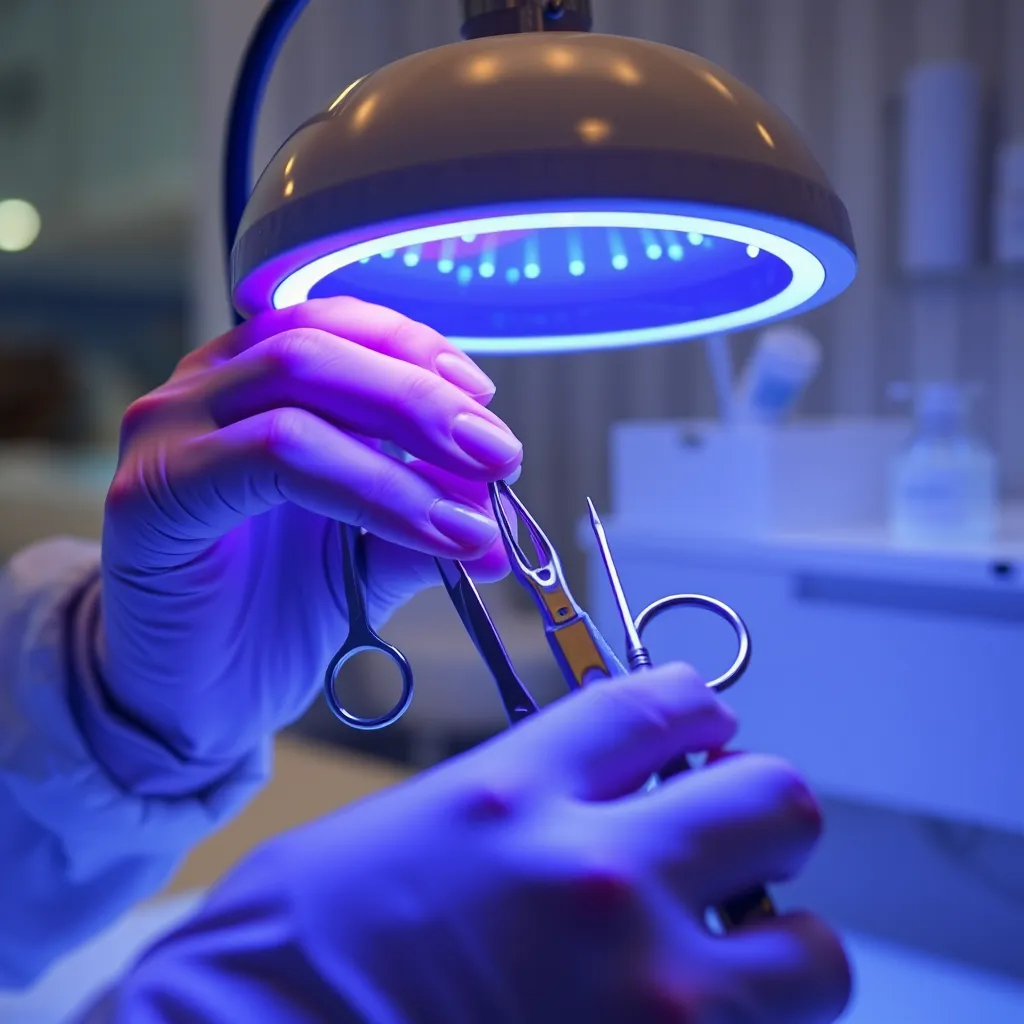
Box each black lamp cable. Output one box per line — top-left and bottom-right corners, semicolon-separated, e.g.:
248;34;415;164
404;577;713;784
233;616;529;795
222;0;311;323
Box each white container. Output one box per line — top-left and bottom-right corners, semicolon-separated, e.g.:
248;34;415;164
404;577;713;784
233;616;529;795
900;61;982;272
733;325;822;425
610;418;910;537
888;383;997;546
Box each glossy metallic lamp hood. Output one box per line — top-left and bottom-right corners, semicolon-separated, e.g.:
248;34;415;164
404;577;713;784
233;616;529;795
228;0;856;354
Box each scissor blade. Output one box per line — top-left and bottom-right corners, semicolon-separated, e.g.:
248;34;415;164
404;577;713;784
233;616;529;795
435;559;539;725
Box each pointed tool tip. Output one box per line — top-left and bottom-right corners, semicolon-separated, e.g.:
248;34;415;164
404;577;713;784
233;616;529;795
586;496;600;523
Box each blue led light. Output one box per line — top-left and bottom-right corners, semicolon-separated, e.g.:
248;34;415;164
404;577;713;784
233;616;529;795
567;231;585;277
402;246;421;267
663;231;685;261
269;205;854;355
381;249;395;259
608;228;627;270
478;237;497;278
523;234;540;279
641;230;663;260
687;232;704;246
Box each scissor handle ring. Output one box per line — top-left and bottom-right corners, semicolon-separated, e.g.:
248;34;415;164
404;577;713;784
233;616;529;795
323;637;415;731
634;594;751;694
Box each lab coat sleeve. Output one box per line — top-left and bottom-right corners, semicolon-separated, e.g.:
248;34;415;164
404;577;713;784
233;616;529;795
0;538;272;989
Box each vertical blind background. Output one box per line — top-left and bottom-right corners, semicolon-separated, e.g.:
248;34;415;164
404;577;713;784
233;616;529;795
195;0;1024;583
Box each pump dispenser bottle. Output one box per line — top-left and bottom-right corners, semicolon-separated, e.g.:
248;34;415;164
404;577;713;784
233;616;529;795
888;383;997;546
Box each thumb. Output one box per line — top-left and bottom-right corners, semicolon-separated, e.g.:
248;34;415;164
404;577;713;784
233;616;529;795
512;663;738;801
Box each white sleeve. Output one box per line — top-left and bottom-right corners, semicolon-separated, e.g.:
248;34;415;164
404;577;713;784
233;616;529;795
0;538;271;989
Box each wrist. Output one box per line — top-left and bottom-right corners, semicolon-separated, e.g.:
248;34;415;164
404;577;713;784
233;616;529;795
69;576;253;797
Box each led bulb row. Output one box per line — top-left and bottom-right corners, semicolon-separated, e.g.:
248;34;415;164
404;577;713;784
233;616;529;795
356;228;759;284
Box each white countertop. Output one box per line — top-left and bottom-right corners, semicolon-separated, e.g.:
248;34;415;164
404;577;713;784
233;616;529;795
578;505;1024;591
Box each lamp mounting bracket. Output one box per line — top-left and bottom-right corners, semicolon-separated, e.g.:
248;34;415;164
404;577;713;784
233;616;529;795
460;0;593;39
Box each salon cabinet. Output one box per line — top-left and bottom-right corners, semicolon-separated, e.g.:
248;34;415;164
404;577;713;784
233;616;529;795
581;512;1024;837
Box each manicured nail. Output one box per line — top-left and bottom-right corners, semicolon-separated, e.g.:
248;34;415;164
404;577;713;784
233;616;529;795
429;499;499;548
435;352;496;400
504;463;523;486
452;412;523;467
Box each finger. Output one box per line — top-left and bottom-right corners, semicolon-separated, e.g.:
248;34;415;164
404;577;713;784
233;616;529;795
167;409;502;557
203;328;522;482
199;297;496;403
407;460;520;582
722;911;852;1024
361;527;514;624
405;458;494;509
358;459;519;619
633;754;823;907
503;663;737;800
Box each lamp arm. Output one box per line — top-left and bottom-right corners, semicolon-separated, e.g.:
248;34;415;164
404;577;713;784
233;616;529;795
222;0;312;321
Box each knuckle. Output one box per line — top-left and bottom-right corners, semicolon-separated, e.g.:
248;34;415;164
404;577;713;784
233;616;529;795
308;294;365;319
360;455;410;517
755;756;821;830
262;328;328;378
266;303;312;336
458;781;521;824
256;407;312;461
395;364;448;412
791;909;851;969
104;465;139;515
119;392;164;438
562;861;641;922
587;679;675;739
389;314;437;362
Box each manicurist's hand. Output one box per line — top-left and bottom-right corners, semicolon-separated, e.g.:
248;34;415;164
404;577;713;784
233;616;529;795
96;663;851;1024
98;297;522;767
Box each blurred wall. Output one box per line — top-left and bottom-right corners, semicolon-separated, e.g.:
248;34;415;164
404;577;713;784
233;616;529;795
0;0;194;453
194;0;1024;581
0;0;194;250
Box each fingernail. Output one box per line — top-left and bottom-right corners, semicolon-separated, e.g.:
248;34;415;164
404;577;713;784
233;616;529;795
435;352;496;401
452;412;523;468
504;463;523;486
430;499;499;548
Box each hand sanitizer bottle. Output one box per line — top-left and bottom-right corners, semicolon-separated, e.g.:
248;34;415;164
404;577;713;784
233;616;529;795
889;383;997;546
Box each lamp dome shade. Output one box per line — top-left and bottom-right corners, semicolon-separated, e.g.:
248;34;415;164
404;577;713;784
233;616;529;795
232;31;856;355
